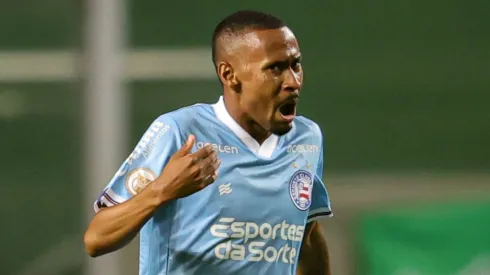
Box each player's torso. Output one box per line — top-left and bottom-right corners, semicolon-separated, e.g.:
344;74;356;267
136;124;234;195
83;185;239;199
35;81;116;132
148;105;321;275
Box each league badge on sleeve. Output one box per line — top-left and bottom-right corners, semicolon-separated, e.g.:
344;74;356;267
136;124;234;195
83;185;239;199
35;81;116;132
289;170;313;211
125;168;157;195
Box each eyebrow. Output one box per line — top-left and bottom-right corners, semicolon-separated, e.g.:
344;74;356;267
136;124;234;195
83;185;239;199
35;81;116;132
275;54;302;65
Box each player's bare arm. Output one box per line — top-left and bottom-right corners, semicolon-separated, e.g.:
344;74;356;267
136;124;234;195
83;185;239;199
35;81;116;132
297;221;331;275
83;135;220;257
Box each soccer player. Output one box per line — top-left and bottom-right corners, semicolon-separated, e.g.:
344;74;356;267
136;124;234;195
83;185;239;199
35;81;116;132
84;10;333;275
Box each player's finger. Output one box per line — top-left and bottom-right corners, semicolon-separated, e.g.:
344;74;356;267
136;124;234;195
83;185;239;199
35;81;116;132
211;158;221;175
190;144;214;162
201;173;217;187
194;154;217;178
198;150;218;166
201;158;220;178
175;135;195;157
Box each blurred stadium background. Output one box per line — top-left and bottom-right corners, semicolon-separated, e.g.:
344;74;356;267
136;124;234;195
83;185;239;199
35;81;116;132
1;0;489;275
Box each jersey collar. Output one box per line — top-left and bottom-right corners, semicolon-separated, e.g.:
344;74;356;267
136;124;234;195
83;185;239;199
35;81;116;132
212;96;278;158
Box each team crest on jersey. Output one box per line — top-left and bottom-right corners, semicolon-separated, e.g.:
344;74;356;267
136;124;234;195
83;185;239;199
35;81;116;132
125;168;156;195
289;170;313;211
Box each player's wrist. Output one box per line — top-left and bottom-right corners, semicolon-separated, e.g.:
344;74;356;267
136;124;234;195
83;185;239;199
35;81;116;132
149;179;175;206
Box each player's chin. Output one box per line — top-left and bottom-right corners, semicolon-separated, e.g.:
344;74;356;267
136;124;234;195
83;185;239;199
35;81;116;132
269;109;296;135
270;120;294;136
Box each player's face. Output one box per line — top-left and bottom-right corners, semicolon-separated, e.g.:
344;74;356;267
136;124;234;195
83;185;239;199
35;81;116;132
235;27;303;136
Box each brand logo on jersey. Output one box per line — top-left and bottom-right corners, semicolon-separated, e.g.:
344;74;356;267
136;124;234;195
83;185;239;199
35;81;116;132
125;168;156;195
287;144;319;154
289;170;313;211
210;217;304;264
197;141;239;154
218;183;232;196
127;121;170;164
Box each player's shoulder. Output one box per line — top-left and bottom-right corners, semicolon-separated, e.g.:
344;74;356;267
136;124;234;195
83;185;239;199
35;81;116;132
294;116;323;139
151;102;214;131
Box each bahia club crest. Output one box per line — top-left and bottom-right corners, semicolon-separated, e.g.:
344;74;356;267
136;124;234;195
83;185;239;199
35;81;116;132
289;170;313;211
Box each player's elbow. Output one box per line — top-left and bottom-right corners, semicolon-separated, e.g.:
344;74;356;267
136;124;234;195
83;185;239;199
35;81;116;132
83;229;103;258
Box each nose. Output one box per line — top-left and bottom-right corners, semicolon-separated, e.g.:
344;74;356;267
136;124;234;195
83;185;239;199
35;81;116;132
282;68;301;91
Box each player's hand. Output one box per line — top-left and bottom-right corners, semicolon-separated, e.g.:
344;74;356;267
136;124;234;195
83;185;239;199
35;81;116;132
154;134;220;202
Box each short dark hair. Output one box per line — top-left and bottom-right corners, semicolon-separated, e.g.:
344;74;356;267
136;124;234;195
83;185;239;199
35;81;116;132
211;10;286;69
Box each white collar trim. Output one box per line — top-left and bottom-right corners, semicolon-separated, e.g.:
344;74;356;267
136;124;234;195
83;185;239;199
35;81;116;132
212;96;278;158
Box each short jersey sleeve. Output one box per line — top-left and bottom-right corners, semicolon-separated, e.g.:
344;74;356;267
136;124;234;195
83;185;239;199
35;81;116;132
307;142;333;223
94;115;182;212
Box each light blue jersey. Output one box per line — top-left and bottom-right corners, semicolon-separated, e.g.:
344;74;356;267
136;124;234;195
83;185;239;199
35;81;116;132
94;96;333;275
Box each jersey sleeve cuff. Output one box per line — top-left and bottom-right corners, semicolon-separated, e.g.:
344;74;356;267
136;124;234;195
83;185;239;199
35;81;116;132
307;207;333;223
93;188;127;213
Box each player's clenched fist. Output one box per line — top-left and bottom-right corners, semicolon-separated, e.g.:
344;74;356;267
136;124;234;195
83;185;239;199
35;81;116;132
152;134;221;202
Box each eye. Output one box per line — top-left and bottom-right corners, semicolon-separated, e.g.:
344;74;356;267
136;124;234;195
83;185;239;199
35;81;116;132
269;63;281;71
268;63;283;75
292;61;302;71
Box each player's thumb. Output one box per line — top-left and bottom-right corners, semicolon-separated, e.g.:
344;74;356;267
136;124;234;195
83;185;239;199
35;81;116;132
176;134;195;156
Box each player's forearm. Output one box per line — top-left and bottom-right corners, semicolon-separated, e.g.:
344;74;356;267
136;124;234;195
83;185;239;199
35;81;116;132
297;221;331;275
83;184;166;257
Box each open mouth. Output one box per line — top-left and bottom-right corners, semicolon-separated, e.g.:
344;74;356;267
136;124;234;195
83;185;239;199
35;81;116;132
278;99;298;121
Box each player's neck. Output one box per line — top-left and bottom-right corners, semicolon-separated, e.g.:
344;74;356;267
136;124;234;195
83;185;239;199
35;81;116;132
222;95;271;145
248;123;271;145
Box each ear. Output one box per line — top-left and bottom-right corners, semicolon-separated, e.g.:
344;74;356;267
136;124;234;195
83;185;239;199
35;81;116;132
218;62;240;90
